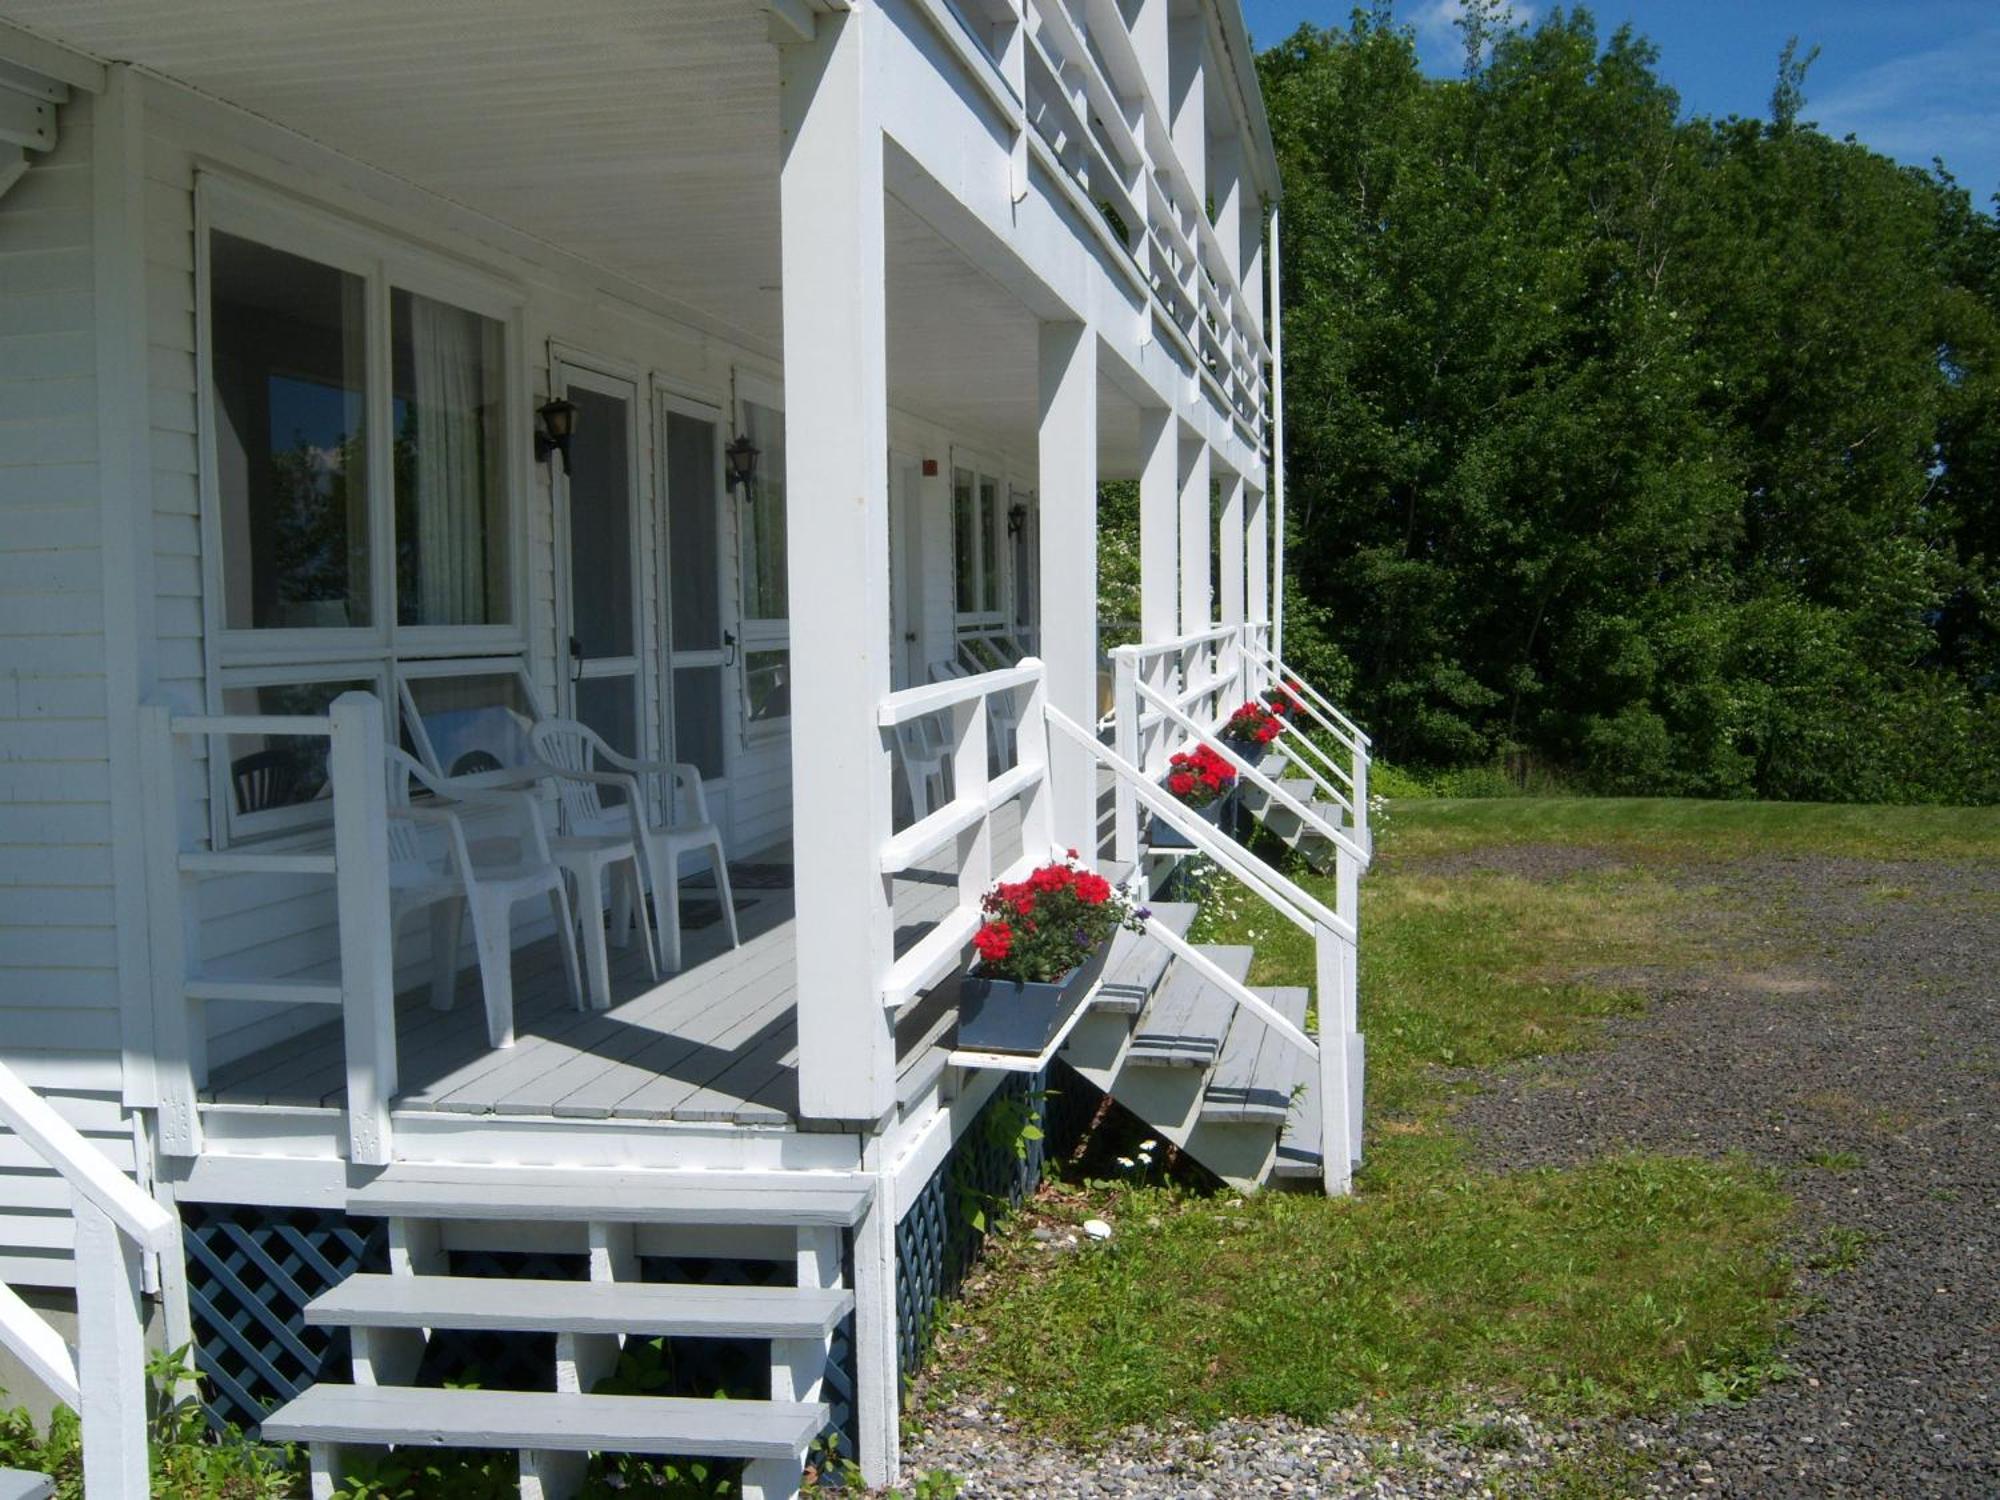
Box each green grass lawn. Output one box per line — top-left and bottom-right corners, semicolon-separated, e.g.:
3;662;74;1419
907;798;1974;1447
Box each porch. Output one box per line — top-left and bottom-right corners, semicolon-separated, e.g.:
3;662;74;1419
193;839;1001;1136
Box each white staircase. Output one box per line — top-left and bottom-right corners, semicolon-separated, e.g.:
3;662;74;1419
261;1166;872;1500
1062;906;1330;1192
1234;754;1358;872
0;1470;53;1500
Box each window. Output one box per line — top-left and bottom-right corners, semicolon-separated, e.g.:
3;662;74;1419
199;177;527;843
952;458;1008;625
399;664;540;780
209;232;372;631
391;289;509;627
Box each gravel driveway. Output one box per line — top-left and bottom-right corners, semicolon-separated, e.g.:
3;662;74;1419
901;847;2000;1497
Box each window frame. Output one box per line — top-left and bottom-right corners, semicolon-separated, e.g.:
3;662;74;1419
950;446;1011;633
732;370;790;741
194;174;530;666
194;173;533;847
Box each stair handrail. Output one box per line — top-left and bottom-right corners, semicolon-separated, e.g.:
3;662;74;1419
0;1059;176;1493
1046;704;1360;1194
1126;673;1364;865
1243;644;1373;855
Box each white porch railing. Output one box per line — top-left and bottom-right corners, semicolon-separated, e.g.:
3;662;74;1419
877;662;1056;1011
0;1062;179;1495
1243;641;1373;858
140;692;397;1165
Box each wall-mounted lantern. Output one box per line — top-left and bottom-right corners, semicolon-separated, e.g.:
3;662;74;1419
1006;501;1029;538
724;434;761;497
534;398;578;475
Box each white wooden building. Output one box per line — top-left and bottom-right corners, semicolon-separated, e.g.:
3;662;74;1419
0;2;1372;1494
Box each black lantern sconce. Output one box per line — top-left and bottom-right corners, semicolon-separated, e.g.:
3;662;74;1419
535;398;578;475
724;434;761;497
1006;500;1029;538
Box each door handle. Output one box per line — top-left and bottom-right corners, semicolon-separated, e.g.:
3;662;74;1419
569;634;584;683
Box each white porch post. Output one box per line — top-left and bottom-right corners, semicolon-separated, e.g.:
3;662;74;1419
1038;321;1098;855
1138;407;1178;644
778;14;897;1124
1246;485;1269;693
1270;206;1286;660
1218;467;1246;701
1179;440;1212;635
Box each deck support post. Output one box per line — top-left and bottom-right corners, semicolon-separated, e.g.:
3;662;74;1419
1218;467;1246;697
331;692;395;1166
1179;440;1211;635
777;9;897;1124
73;1196;152;1498
851;1168;900;1487
1246;485;1269;692
1313;924;1355;1196
1138;406;1178;643
1037;320;1098;857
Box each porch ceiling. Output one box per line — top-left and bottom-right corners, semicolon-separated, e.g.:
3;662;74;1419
5;0;786;346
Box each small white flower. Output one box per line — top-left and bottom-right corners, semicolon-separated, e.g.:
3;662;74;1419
1139;1139;1159;1152
1116;1156;1135;1169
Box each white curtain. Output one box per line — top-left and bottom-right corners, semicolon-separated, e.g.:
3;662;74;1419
411;295;486;624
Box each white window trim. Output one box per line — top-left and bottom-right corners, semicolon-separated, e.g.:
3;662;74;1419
207;659;393;849
733;369;789;743
396;656;548;780
950;445;1011;632
652;383;739;783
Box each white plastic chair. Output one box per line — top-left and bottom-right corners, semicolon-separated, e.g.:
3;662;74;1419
529;719;739;975
895;719;951;820
384;748;584;1049
516;728;657;1008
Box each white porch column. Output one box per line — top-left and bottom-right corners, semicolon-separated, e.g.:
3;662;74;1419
1218;468;1245;630
779;14;897;1124
1246;486;1269;624
1138;407;1178;643
1179;440;1212;634
1270;206;1286;659
1038;321;1098;854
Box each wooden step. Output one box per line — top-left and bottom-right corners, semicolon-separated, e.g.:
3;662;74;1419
345;1166;872;1228
1126;945;1253;1068
1270;1056;1323;1182
0;1469;53;1500
1093;901;1198;1014
307;1275;853;1340
262;1384;824;1463
1202;987;1311;1124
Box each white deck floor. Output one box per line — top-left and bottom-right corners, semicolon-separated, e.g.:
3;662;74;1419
204;821;1016;1129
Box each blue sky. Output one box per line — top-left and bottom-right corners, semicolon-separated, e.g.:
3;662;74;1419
1240;0;2000;205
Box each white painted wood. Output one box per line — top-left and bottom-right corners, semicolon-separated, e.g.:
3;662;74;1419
0;1065;173;1252
1314;923;1354;1196
1218;469;1246;638
0;1279;79;1410
1179;441;1211;635
778;9;896;1125
1246;488;1269;630
1138;406;1178;642
1270;205;1285;659
0;1468;54;1500
1111;650;1140;864
329;693;396;1165
313;1273;853;1340
345;1167;875;1227
72;1197;152;1498
1036;320;1097;854
851;1162;899;1489
263;1385;827;1462
138;704;200;1156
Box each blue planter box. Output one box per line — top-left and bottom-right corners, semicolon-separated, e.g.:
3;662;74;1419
956;937;1115;1055
1148;786;1233;850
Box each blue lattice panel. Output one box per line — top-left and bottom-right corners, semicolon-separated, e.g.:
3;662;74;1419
181;1203;387;1431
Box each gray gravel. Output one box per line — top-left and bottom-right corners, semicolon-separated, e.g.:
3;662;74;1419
899;849;1999;1497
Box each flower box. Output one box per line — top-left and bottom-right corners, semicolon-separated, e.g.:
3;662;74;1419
956;935;1115;1055
1148;786;1232;849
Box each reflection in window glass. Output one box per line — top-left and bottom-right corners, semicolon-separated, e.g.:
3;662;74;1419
672;666;726;779
391;289;509;627
208;231;370;630
740;400;787;622
744;650;790;724
406;671;537;777
576;675;640;765
223;680;369;818
566;387;636;660
665;413;721;652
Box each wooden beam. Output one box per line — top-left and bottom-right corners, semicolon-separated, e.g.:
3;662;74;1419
0;20;106;95
778;13;898;1126
1179;440;1211;635
1037;321;1098;853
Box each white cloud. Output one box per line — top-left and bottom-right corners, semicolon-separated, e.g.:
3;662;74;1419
1408;0;1538;72
1810;27;2000;194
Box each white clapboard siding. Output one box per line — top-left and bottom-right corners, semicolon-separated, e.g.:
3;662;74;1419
0;88;139;1286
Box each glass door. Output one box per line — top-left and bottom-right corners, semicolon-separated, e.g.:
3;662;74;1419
658;392;731;835
889;452;923;691
556;362;644;761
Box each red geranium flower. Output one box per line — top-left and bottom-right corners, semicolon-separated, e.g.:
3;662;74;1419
1168;771;1196;795
973;922;1013;963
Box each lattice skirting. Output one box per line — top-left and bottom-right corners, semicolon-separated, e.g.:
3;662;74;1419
894;1061;1102;1385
